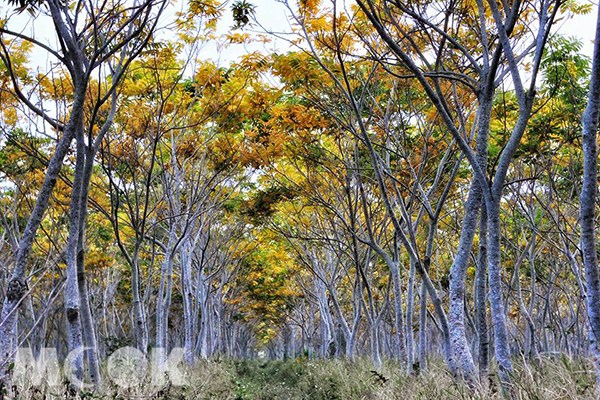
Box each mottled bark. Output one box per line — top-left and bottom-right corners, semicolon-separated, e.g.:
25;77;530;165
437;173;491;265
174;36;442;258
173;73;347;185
579;3;600;391
76;101;117;383
406;259;416;373
64;127;86;382
475;207;489;379
371;325;382;370
329;281;361;359
181;242;195;364
486;201;513;382
0;85;83;382
418;280;428;371
448;181;481;384
390;261;407;362
447;91;492;387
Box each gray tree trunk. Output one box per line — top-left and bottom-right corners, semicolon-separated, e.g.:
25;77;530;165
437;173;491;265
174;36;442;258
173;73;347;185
76;146;102;384
64;127;86;382
579;3;600;391
390;260;407;362
448;181;481;384
406;259;415;373
475;207;489;379
447;92;493;387
0;87;83;382
486;200;513;382
418;281;427;371
180;241;195;364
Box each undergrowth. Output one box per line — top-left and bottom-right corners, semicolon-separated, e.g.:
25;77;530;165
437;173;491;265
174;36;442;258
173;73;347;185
4;355;597;399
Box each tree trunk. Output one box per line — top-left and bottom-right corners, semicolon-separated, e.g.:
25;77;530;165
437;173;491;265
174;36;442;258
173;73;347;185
0;89;82;381
371;323;382;370
180;241;195;364
406;259;415;373
76;146;101;384
418;280;428;371
447;91;493;387
390;261;407;363
448;181;481;385
579;3;600;391
64;127;86;382
486;201;513;383
475;207;489;379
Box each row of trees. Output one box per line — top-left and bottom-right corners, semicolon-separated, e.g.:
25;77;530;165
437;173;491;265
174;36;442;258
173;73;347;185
1;0;600;396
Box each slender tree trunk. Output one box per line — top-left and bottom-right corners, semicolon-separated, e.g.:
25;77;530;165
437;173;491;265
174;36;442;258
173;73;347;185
475;207;489;379
486;200;513;382
316;279;331;358
308;303;314;360
527;241;539;361
0;90;82;381
418;280;428;371
76;147;101;384
156;227;176;359
390;261;407;362
64;127;86;382
448;181;481;384
161;255;174;353
196;278;210;359
447;92;493;386
329;282;358;360
515;235;538;361
132;253;149;354
579;4;600;391
181;242;195;364
406;259;415;373
371;322;382;370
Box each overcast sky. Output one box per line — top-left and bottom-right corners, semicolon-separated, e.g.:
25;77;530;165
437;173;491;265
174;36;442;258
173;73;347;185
215;0;600;64
555;2;597;56
0;0;598;75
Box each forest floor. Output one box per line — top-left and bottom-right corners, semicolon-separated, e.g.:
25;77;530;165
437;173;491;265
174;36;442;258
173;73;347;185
8;356;598;399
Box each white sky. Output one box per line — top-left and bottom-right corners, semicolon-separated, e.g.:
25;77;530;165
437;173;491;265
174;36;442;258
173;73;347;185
0;0;598;82
242;0;600;62
556;2;598;56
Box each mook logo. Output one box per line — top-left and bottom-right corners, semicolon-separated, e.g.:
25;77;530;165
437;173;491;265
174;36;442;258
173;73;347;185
12;347;188;390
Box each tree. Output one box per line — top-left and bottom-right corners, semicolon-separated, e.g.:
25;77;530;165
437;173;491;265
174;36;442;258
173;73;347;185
351;0;561;388
0;0;167;384
579;2;600;392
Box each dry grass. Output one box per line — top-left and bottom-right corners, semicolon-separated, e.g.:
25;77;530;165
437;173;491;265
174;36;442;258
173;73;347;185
3;355;597;399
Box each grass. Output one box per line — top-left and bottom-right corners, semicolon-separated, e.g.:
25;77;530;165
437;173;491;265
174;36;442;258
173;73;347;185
4;355;598;399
